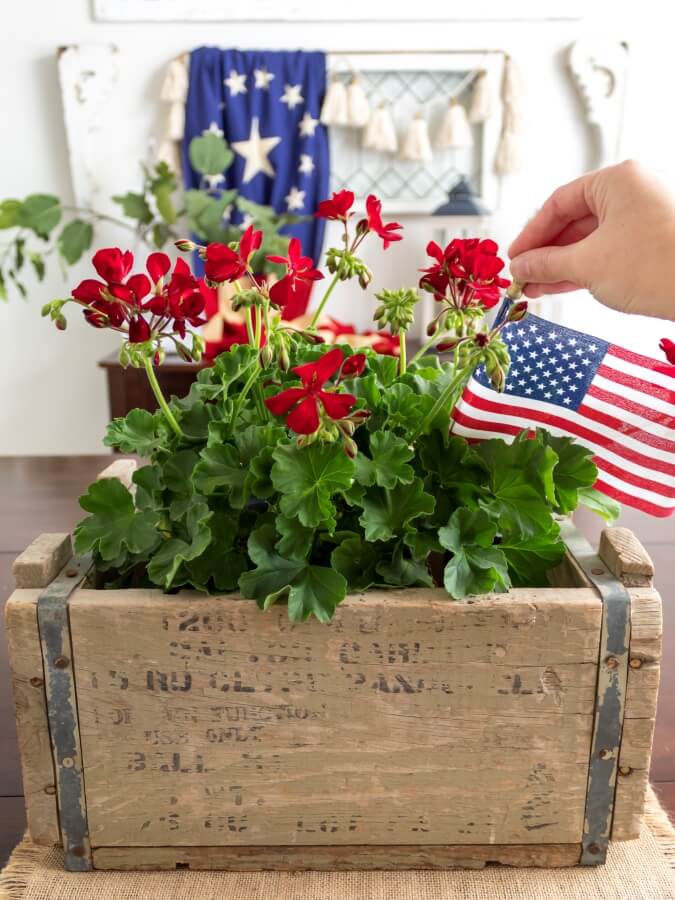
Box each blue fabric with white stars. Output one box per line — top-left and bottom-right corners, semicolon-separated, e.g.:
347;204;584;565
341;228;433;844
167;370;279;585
183;47;329;268
473;313;610;411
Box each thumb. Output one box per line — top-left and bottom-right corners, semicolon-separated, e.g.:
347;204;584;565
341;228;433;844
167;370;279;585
509;243;585;286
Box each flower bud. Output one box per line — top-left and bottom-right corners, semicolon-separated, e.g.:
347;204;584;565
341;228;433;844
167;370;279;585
118;346;130;368
55;314;67;331
507;300;528;322
174;239;197;253
490;365;506;392
41;302;52;317
426;319;439;337
343;436;358;458
175;341;193;362
260;343;274;368
153;347;166;366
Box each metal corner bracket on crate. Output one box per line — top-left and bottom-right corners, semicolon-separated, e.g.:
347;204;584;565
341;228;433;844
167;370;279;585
37;553;93;871
559;520;631;866
35;524;630;871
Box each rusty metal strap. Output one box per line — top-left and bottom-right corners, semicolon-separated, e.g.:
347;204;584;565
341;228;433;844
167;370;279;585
37;553;93;872
561;520;631;866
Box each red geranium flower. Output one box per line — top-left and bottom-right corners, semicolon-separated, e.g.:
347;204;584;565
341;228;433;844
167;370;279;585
146;252;171;286
267;237;324;309
315;190;355;222
91;247;133;283
204;225;263;284
660;338;675;365
340;353;367;378
361;194;404;249
265;347;357;434
419;237;509;309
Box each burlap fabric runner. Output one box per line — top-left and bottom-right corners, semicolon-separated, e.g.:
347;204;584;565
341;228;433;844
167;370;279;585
2;787;674;900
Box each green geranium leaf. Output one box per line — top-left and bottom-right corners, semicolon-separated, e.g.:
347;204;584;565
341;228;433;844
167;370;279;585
331;535;378;591
376;546;433;587
276;514;314;559
133;464;164;511
271;443;355;530
104;409;164;456
150;167;178;225
355;431;414;489
439;508;510;598
74;478;161;562
475;433;558;537
577;486;621;523
539;431;598;514
383;383;435;435
239;524;347;622
0;199;21;229
189;133;234;176
499;523;565;586
17;194;61;238
147;501;212;589
186;510;245;591
419;432;487;505
367;353;400;388
112;191;153;224
403;528;442;560
193;445;247;508
358;478;435;542
235;423;287;462
58;219;93;265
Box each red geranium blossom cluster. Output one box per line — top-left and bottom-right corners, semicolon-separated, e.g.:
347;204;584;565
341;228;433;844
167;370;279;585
265;347;362;436
71;247;206;345
419;237;510;309
315;190;403;250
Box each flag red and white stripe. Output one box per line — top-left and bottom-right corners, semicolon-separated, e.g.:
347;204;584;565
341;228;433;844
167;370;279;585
452;316;675;517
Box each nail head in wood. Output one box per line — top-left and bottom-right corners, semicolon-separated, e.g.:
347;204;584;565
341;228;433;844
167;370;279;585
30;676;44;688
629;658;643;669
619;766;633;776
44;785;56;795
605;656;619;669
54;655;70;669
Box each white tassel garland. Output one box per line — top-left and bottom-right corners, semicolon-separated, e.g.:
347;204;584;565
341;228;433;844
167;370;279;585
363;103;398;153
346;76;371;128
320;75;349;126
495;56;526;175
468;70;494;123
400;112;433;162
435;98;474;150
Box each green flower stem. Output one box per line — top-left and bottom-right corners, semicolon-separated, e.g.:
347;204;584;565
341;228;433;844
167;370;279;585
142;356;184;438
231;362;261;431
233;280;256;346
409;332;442;368
398;332;407;375
410;361;473;442
309;271;340;329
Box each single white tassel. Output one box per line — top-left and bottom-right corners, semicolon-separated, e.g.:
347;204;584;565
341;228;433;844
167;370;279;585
363;103;398;153
160;56;189;140
495;56;526;174
166;102;185;142
400;112;433;162
346;75;370;128
468;70;494;123
435;98;473;149
157;139;181;172
320;75;348;126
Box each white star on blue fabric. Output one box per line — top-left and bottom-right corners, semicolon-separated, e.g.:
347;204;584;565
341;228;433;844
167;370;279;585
224;70;247;96
281;83;304;110
298;112;319;136
203;121;224;137
253;68;275;89
231;118;281;183
285;186;306;211
298;153;315;175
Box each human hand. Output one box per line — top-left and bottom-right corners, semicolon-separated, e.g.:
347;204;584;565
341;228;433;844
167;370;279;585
509;160;675;320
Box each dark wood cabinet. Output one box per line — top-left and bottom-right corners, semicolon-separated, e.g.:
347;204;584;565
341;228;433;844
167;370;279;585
99;352;208;419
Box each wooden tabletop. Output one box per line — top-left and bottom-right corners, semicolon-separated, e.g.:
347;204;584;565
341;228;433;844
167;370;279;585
1;455;673;866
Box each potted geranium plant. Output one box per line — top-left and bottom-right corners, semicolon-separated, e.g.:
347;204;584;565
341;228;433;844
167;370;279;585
42;189;614;621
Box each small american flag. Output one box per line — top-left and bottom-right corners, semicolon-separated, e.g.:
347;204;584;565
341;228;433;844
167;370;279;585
452;312;675;517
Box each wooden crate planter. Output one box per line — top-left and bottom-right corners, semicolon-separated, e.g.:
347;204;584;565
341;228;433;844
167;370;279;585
5;478;662;872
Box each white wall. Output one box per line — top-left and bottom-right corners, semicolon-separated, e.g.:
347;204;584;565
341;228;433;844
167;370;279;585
0;0;670;454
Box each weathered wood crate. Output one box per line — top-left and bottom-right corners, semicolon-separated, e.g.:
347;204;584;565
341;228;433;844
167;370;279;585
5;479;662;872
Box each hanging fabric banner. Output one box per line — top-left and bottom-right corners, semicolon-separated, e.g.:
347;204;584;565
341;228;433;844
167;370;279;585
183;47;329;314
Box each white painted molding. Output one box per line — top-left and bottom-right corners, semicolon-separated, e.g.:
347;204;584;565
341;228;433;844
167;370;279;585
568;38;629;168
93;0;587;22
58;44;120;208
